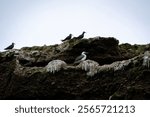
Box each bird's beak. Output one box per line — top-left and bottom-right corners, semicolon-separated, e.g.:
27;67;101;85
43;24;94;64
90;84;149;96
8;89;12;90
85;52;88;54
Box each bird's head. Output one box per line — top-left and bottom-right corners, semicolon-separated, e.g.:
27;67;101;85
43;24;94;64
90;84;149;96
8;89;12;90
12;42;15;45
83;31;86;34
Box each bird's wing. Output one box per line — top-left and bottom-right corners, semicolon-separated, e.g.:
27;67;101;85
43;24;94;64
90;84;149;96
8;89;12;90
77;33;84;39
75;55;83;62
76;35;81;38
66;35;71;39
61;39;66;41
4;45;12;50
62;35;71;41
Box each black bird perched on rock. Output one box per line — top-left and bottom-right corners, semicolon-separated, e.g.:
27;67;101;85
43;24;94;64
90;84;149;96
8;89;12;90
74;31;86;39
4;42;15;50
61;34;72;42
74;51;88;64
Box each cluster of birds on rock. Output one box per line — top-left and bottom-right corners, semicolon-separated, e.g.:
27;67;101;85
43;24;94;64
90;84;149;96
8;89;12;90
61;31;88;63
4;31;88;64
4;31;86;50
61;31;86;42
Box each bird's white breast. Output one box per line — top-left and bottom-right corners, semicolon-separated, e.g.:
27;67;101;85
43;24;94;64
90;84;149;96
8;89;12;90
81;54;86;61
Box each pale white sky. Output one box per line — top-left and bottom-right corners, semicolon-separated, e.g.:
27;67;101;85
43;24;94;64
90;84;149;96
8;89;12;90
0;0;150;51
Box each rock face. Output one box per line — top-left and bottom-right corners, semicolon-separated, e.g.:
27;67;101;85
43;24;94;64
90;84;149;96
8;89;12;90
0;37;150;100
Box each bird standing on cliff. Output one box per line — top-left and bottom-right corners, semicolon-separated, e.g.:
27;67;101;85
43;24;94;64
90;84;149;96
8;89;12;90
4;42;15;50
61;34;72;42
74;51;88;64
74;31;86;39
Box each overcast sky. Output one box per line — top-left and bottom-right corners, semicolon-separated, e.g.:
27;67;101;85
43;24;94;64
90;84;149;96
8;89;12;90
0;0;150;51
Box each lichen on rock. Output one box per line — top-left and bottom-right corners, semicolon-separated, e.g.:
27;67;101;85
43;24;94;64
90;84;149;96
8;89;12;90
46;60;67;73
113;59;131;71
142;51;150;68
77;60;99;77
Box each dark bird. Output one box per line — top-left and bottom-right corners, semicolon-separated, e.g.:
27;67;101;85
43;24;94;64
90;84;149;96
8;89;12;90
4;42;15;50
61;34;72;42
74;51;88;64
74;31;86;39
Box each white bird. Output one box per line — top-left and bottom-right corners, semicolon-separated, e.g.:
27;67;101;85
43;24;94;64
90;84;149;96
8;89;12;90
74;51;88;64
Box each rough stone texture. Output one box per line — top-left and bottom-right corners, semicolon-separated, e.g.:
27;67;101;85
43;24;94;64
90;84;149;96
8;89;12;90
0;37;150;100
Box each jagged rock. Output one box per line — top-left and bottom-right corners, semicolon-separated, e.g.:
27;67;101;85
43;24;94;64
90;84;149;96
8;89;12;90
0;37;150;99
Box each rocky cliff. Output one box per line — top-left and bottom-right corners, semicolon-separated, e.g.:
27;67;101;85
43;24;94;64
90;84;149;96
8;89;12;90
0;37;150;99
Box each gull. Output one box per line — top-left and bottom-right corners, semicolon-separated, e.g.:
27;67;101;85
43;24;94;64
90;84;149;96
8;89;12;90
61;34;72;42
4;42;15;50
74;51;88;64
74;31;86;39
